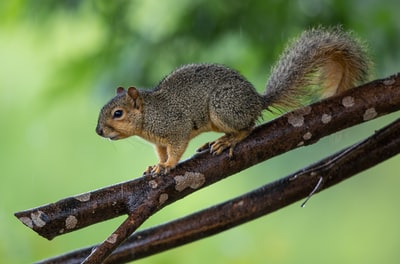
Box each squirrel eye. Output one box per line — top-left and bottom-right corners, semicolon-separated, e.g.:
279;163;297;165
112;110;124;119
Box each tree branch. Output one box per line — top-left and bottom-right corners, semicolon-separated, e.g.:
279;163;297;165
36;117;400;264
15;73;400;263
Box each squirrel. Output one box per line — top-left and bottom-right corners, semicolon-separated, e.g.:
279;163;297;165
96;27;370;175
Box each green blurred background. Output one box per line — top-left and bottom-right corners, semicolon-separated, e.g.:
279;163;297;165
1;0;399;263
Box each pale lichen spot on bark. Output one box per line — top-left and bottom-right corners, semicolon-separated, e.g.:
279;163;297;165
74;193;91;202
19;216;33;229
159;193;169;205
106;233;118;244
342;96;355;108
149;180;158;189
297;141;305;147
321;113;332;124
65;215;78;230
287;114;304;127
234;200;244;207
174;172;205;192
31;210;47;228
287;106;312;127
363;108;378;121
303;132;312;140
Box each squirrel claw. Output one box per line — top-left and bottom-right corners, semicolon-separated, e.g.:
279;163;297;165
209;138;232;156
228;147;234;158
144;166;153;175
196;142;213;152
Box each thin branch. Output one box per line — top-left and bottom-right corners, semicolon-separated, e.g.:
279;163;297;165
37;117;400;264
15;74;400;263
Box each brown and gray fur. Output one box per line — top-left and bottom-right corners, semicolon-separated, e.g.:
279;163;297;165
96;27;370;174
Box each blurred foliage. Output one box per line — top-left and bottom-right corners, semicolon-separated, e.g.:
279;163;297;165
0;0;399;263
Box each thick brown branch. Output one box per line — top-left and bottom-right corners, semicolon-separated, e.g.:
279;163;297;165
15;73;400;263
37;117;400;264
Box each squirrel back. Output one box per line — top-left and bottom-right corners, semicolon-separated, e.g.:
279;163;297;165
96;27;370;174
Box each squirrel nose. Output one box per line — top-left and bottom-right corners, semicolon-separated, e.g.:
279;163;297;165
96;124;104;136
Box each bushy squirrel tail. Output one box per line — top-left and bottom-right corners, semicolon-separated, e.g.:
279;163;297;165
264;26;371;110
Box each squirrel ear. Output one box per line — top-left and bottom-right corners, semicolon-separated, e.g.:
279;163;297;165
116;87;125;95
127;86;139;99
127;86;142;110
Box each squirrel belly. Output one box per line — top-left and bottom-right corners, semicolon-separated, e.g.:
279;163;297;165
96;27;370;175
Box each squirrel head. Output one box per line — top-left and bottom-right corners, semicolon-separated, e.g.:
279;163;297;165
96;86;144;140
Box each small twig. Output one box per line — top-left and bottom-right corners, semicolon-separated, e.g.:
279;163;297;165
297;129;372;208
301;176;323;207
36;118;400;264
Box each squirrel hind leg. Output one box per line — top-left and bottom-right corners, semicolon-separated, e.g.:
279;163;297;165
197;110;255;156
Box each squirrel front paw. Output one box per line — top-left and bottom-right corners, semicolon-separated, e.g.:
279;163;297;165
145;163;171;176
